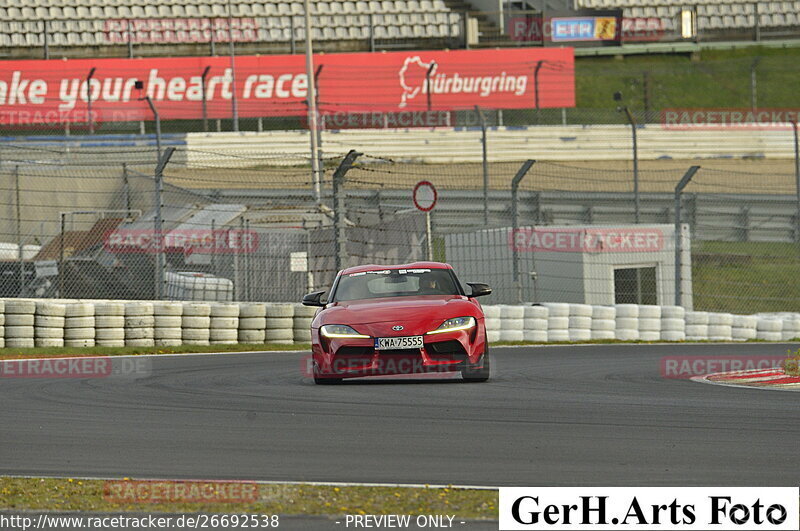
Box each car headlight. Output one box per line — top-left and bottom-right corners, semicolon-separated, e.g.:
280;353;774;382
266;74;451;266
426;316;476;335
320;324;370;339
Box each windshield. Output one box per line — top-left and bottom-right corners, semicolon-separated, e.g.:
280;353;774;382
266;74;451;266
332;268;461;302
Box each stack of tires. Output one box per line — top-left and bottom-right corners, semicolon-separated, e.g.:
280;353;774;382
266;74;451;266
542;303;569;342
210;303;239;345
522;305;548;342
614;304;639;341
5;299;35;348
590;305;616;340
781;315;800;341
660;306;685;341
125;302;155;347
293;304;316;343
265;304;294;344
153;302;183;347
707;313;733;341
731;315;758;341
35;301;66;348
95;302;125;347
498;305;524;342
637;305;661;341
64;302;95;348
238;303;267;344
567;304;592;342
182;303;211;345
756;317;782;341
483;306;501;343
685;311;709;341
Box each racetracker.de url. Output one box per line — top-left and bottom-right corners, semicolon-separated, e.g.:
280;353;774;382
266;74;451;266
0;513;280;530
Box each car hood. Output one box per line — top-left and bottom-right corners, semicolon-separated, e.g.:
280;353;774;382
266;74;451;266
318;295;480;336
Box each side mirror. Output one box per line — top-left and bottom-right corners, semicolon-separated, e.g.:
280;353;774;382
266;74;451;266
466;282;492;298
302;290;327;307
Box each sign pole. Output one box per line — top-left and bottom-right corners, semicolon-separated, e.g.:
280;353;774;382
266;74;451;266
426;211;433;261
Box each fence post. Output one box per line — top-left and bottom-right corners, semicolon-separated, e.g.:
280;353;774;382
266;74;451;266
674;165;700;306
42;20;49;60
791;120;800;242
15;165;23;296
511;160;536;304
154;147;175;300
144;96;162;160
332;150;362;272
475;105;489;225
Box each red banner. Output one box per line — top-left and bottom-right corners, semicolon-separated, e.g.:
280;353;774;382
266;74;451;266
0;48;574;125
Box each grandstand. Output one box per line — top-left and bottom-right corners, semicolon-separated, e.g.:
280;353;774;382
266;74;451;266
0;0;797;59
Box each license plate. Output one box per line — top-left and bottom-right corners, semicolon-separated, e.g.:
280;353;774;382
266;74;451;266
374;335;423;350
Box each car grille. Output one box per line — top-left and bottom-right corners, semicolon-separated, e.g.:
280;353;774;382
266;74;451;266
379;348;421;356
426;340;469;362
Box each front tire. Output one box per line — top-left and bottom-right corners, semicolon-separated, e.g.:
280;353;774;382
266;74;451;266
461;351;490;382
313;363;342;385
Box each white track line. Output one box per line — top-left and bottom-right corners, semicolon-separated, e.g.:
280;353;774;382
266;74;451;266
0;474;498;490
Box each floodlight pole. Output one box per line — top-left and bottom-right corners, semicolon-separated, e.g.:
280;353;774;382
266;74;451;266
511;160;536;304
86;67;96;134
614;92;640;223
674;165;700;306
144;96;162;160
304;0;322;203
201;65;211;132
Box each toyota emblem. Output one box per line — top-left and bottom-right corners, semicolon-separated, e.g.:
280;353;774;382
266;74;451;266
392;325;404;331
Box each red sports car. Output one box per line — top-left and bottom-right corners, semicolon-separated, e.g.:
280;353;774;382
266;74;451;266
302;262;492;384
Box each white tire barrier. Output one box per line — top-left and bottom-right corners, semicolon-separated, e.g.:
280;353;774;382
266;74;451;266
125;302;154;347
661;318;685;332
154;327;182;340
182;303;212;317
64;327;95;340
499;330;524;342
238;329;266;343
547;330;570;342
661;305;686;319
708;312;734;326
482;305;501;319
35;301;66;317
486;330;501;343
638;318;661;332
65;316;94;329
756;318;782;341
95;303;125;347
615;329;639;341
639;331;661;341
707;325;733;341
6;338;34;348
211;303;240;318
266;317;293;329
210;317;238;329
65;339;95;348
182;316;211;329
592;306;616;320
153;302;182;316
523;330;548;342
781;317;800;340
568;316;592;329
501;318;524;331
6;299;35;314
293;303;317;342
568;304;592;318
685;324;709;341
265;304;294;319
568;329;592;341
661;331;686;341
548;316;569;330
638;305;661;319
614;304;639;318
685;311;709;325
240;303;268;319
615;317;639;331
542;302;569;318
154;315;182;328
65;303;93;318
484;317;501;331
265;328;293;343
239;317;267;329
523;318;548;332
35;338;64;347
499;305;525;319
524;305;548;319
591;319;615;331
6;314;35;326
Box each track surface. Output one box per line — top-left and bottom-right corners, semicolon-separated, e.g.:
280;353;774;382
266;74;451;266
1;343;797;485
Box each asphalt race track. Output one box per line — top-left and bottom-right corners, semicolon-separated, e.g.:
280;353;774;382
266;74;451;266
2;343;797;487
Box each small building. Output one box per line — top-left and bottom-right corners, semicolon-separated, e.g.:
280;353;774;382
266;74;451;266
444;224;692;308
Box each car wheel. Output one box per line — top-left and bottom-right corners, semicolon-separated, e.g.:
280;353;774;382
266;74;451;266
461;351;490;383
313;363;342;385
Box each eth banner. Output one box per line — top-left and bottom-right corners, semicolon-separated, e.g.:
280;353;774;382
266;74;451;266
0;48;574;126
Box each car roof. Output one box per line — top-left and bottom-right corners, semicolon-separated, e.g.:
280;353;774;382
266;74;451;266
340;262;453;275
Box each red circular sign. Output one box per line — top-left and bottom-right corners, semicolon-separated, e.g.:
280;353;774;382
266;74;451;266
413;180;437;212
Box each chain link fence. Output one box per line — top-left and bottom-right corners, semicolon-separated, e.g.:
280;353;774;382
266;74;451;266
1;120;799;313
